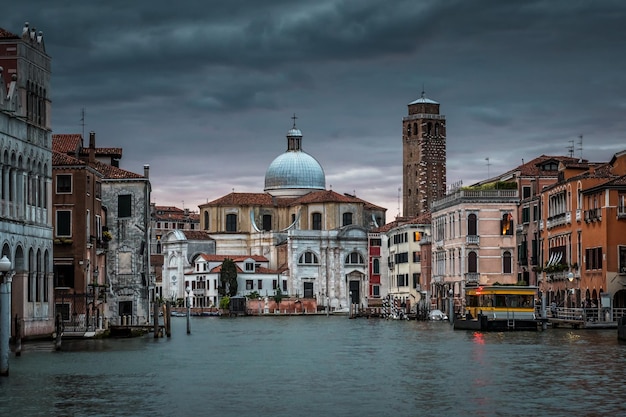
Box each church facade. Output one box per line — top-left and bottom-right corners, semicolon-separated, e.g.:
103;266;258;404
193;122;386;310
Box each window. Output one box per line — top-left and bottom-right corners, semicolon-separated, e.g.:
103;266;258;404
246;280;253;290
372;285;380;297
522;186;531;199
299;251;319;264
55;303;70;321
522;207;530;224
262;214;272;231
203;211;209;230
258;280;263;290
394;252;408;264
342;212;353;226
56;210;72;237
467;213;477;236
468;251;478;273
413;273;420;288
118;194;132;218
619;246;626;273
413;231;421;241
397;274;408;287
245;262;254;271
282;280;287;292
501;212;513;235
345;252;364;264
54;264;74;288
585;247;603;270
56;174;72;193
373;259;380;274
503;251;512;274
369;238;381;247
304;282;314;298
312;213;322;230
226;214;237;232
413;251;421;263
95;181;101;199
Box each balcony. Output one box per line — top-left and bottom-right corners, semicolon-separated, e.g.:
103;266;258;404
432;275;443;284
466;235;480;245
465;272;479;283
539;220;544;231
584;208;601;222
576;209;582;222
547;212;567;229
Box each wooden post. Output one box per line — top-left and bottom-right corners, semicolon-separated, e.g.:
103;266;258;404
55;313;63;351
153;297;159;338
165;302;171;337
14;315;21;357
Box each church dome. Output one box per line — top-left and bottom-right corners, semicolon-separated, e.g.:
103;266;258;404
264;120;325;197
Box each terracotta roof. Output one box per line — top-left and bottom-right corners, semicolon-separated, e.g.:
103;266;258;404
0;28;19;39
199;254;269;263
372;213;431;233
52;151;85;166
510;155;583;177
205;192;278;207
203;190;384;212
52;134;123;158
153;206;199;221
90;160;144;180
181;230;212;240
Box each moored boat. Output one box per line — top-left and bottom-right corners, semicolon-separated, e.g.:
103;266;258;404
454;285;538;331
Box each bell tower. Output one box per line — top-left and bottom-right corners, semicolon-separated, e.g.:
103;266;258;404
402;92;447;217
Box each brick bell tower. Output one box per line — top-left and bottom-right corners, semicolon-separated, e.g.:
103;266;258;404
402;91;447;217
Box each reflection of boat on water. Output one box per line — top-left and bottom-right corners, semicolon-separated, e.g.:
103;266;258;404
454;285;538;331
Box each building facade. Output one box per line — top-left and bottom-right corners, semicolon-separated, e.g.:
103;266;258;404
430;187;519;315
538;151;626;311
0;23;54;339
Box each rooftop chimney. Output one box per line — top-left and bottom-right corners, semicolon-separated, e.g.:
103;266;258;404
144;164;150;179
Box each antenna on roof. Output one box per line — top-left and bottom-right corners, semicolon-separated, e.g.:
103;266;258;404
567;140;575;158
577;135;583;161
485;157;491;179
80;108;86;144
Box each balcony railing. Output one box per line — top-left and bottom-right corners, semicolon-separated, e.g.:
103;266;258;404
465;272;479;283
576;209;582;222
584;208;601;222
466;235;480;245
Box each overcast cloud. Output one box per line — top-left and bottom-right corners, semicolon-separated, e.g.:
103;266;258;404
4;0;626;218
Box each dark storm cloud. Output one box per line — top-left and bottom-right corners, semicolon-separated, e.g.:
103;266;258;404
3;0;626;216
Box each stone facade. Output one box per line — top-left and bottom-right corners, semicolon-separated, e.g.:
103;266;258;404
0;23;54;339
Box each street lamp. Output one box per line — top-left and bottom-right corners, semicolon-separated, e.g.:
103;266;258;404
1;255;13;376
448;288;454;325
186;286;191;334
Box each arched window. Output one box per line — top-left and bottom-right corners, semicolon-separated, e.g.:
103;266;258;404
503;251;512;273
427;122;432;135
412;122;417;136
345;252;364;265
373;259;380;274
467;213;477;236
226;213;237;232
468;251;478;273
298;251;319;264
203;211;209;230
311;213;322;230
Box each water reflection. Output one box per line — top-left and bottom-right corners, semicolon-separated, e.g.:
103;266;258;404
0;317;624;417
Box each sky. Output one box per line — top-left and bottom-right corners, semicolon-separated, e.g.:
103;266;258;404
4;1;626;219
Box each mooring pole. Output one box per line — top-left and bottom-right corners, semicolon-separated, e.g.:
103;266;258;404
165;302;171;337
14;315;21;357
55;313;63;351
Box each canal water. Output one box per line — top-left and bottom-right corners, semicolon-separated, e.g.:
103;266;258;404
1;316;624;417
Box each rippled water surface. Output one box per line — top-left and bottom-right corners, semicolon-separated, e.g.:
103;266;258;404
1;317;624;417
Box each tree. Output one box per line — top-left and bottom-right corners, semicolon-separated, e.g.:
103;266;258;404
220;258;238;297
273;287;284;311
